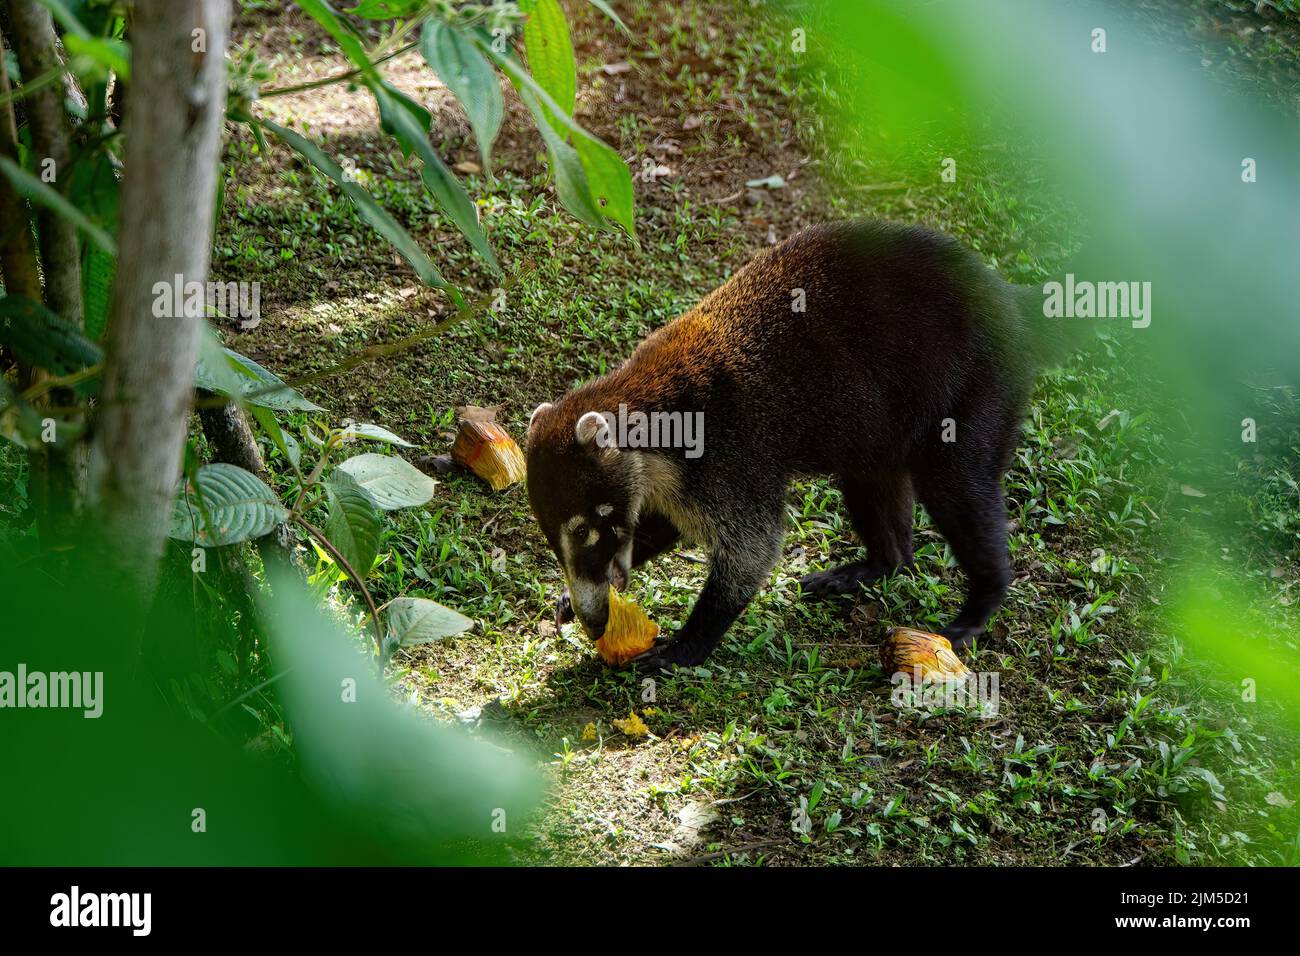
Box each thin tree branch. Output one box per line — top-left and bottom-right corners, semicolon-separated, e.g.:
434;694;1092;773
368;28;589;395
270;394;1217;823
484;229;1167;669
89;0;232;601
260;40;419;98
0;30;41;303
8;0;82;328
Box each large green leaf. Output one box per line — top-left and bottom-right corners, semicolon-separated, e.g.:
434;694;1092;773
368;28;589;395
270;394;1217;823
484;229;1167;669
420;21;503;172
68;151;119;340
0;156;117;255
226;349;323;412
0;295;102;374
195;326;322;411
335;453;436;510
260;119;456;299
294;0;378;78
169;463;289;547
385;596;473;647
372;82;498;270
324;473;383;575
516;85;602;228
257;572;540;851
479;43;635;236
521;0;576;137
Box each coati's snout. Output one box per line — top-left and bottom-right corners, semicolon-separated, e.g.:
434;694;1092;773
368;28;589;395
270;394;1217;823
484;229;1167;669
526;405;637;640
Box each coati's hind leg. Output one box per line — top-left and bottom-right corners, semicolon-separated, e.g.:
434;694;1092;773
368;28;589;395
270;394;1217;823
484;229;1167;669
800;472;914;596
912;452;1013;650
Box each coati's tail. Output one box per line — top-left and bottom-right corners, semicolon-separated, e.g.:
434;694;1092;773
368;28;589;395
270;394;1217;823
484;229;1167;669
1014;275;1098;369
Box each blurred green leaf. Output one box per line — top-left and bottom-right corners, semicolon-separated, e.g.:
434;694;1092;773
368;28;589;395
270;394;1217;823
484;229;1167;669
0;156;116;254
346;0;424;17
420;21;503;171
586;0;630;34
373;82;499;270
0;547;541;864
195;328;323;412
62;34;130;81
0;294;102;373
521;0;576;137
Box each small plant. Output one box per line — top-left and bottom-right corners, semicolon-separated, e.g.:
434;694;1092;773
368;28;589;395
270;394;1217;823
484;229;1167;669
172;334;470;663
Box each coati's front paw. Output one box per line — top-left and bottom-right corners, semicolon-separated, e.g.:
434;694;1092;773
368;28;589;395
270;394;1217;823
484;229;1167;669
799;560;885;597
555;588;575;629
626;640;698;675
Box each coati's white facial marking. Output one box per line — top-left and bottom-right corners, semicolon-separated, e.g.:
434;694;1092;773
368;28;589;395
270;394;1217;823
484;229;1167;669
562;514;600;547
596;503;613;517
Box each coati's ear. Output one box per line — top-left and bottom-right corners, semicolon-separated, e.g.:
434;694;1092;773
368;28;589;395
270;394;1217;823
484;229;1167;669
575;410;615;454
527;402;553;442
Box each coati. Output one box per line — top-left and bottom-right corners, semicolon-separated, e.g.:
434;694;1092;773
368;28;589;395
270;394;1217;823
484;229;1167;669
526;220;1064;673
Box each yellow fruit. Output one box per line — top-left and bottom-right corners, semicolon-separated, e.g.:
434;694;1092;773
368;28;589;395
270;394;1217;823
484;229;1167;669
581;722;597;742
451;408;526;491
880;627;971;682
595;586;659;665
612;711;649;737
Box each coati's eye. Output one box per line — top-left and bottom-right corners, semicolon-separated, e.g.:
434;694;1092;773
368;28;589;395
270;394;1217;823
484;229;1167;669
572;522;590;542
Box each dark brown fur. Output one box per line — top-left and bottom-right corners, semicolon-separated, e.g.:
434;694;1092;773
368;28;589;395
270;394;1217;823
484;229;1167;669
527;220;1050;671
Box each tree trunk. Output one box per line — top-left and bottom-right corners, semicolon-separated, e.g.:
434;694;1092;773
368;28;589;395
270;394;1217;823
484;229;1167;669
0;33;39;299
0;30;40;302
7;0;81;328
89;0;232;596
0;27;71;545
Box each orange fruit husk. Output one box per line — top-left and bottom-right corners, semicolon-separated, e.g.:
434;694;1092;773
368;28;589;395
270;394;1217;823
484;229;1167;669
880;627;971;682
594;586;659;665
451;417;526;491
